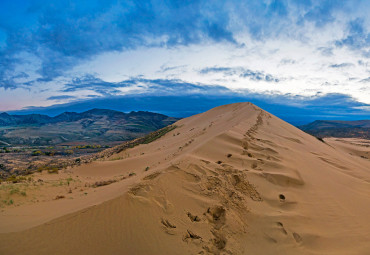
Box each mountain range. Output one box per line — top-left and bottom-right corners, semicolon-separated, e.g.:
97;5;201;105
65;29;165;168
0;109;179;145
299;120;370;139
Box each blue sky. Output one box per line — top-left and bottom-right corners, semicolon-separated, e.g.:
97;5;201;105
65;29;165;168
0;0;369;123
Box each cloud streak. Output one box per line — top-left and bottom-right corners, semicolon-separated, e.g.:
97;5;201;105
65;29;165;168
199;67;280;82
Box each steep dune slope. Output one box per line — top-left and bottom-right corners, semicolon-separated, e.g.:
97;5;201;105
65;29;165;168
1;103;369;255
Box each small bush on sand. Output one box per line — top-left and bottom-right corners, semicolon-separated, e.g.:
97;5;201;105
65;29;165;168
6;175;26;183
31;150;43;156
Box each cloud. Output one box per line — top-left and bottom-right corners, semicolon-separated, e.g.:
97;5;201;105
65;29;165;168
335;18;370;54
317;47;334;56
158;65;187;73
0;0;368;90
279;58;296;65
360;77;370;83
0;0;239;88
47;95;76;101
240;70;279;82
199;66;280;82
61;75;232;97
62;75;123;96
199;67;238;75
329;63;355;68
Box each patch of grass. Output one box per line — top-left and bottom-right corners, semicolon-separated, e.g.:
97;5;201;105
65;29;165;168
141;125;177;144
6;175;26;183
10;187;20;195
1;199;14;205
109;156;123;161
47;167;59;174
129;172;136;177
145;166;150;171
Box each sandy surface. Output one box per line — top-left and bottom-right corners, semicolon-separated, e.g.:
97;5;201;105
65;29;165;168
0;102;369;255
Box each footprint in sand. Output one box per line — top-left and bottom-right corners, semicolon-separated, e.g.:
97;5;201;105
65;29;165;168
187;212;201;222
252;162;258;169
161;218;177;235
205;206;226;230
276;222;288;235
161;218;176;228
293;232;302;243
183;230;202;243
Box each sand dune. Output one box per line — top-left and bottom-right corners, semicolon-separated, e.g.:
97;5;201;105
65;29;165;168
1;102;369;254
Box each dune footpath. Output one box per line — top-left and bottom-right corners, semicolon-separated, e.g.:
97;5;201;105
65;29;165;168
0;102;369;255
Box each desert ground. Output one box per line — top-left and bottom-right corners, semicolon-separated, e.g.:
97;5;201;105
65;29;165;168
0;102;369;255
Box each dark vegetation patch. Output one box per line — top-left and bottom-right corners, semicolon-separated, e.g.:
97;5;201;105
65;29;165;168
93;179;117;187
0;125;177;181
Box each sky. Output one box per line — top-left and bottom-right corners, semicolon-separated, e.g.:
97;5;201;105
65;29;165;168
0;0;369;124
